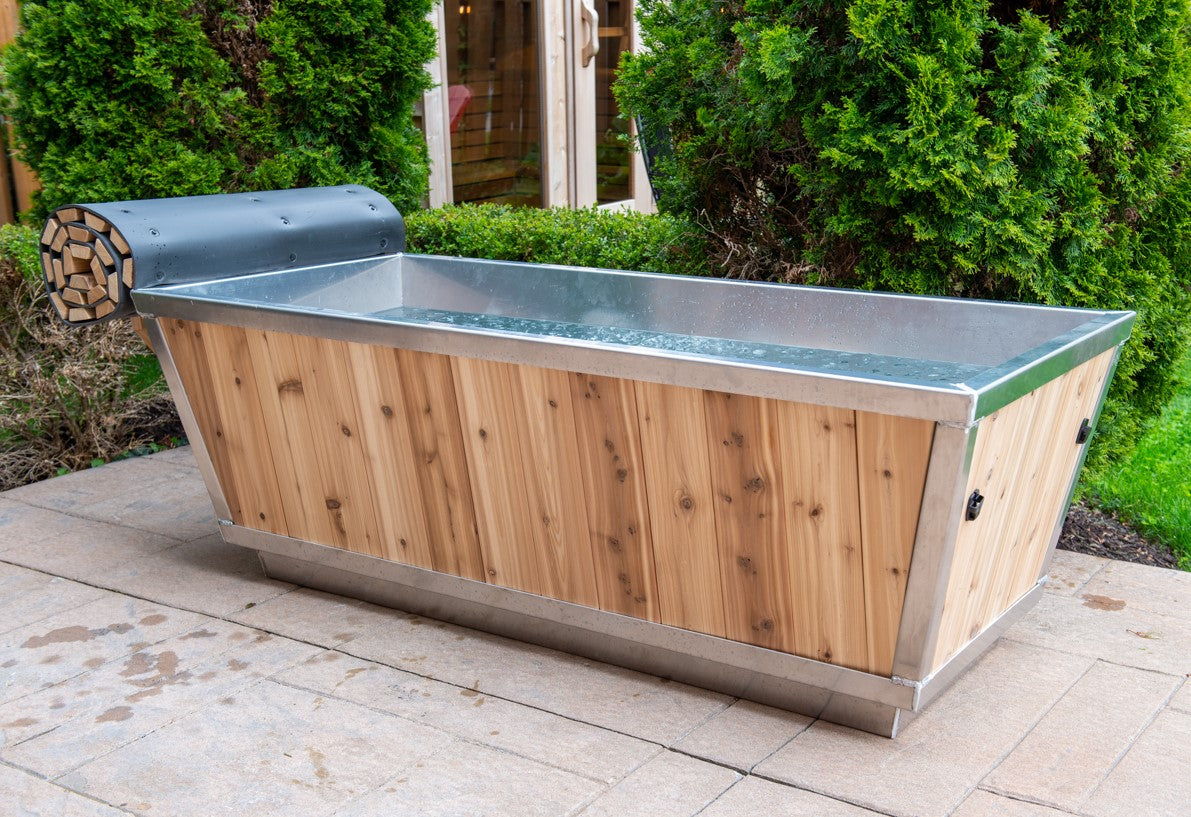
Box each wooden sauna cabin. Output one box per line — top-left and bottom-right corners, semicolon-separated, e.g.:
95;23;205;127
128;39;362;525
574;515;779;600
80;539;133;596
40;187;1134;736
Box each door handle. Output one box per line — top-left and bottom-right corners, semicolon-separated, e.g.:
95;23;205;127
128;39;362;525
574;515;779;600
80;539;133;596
580;0;600;66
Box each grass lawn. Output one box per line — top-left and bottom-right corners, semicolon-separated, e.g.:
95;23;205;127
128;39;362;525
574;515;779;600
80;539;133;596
1087;345;1191;569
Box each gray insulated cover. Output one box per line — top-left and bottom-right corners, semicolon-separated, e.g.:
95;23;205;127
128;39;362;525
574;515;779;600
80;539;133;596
39;185;403;325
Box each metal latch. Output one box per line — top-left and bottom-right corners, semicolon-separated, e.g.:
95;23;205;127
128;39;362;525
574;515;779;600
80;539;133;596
1076;418;1092;445
965;490;985;521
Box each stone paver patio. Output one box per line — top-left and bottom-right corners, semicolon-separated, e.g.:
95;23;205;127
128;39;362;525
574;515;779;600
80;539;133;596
1;447;1188;816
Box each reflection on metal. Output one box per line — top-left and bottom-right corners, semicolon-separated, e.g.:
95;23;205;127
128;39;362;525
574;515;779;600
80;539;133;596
143;318;232;521
133;253;1134;424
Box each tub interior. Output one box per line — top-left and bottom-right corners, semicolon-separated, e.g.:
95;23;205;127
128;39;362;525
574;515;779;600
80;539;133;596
150;253;1117;387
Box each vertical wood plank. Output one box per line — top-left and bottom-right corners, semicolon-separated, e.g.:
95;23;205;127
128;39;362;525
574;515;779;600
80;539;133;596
513;365;600;608
241;328;315;543
192;323;289;535
395;348;486;581
569;372;659;620
263;332;384;557
855;412;935;676
777;403;868;671
451;355;543;594
160;319;245;524
703;391;796;652
345;342;437;568
243;329;346;549
634;380;726;637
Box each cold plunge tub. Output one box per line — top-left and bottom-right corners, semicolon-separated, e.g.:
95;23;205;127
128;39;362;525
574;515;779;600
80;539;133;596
43;188;1134;736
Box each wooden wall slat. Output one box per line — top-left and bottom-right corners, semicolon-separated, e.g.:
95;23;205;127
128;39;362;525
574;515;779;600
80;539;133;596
451;355;544;594
569;372;660;620
191;323;289;535
394;348;486;581
161;319;246;525
777;403;868;671
703;390;797;652
264;331;385;556
855;412;935;676
634;380;727;638
513;365;600;607
241;328;321;543
345;342;438;568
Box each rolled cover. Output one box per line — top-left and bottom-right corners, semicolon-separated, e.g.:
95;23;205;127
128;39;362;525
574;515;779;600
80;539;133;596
77;185;403;289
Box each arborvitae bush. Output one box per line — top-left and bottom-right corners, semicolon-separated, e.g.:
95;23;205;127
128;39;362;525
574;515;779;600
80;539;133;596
616;0;1191;474
1;0;436;215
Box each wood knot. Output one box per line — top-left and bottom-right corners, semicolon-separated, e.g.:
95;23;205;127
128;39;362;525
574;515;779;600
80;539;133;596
548;399;558;409
756;618;774;631
234;376;241;386
616;468;628;483
883;469;893;479
478;428;488;440
608;537;622;552
731;431;744;447
381;405;393;418
325;499;341;510
744;476;764;493
809;504;823;518
340;425;351;437
278;379;303;394
679;495;694;511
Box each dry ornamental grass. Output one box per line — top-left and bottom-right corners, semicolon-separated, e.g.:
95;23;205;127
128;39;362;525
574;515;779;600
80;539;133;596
1;240;182;491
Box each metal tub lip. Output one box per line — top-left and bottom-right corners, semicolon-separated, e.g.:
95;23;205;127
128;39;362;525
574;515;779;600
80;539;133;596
131;252;1135;425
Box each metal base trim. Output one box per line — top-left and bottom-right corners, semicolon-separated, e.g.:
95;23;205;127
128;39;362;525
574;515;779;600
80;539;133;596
222;524;1036;738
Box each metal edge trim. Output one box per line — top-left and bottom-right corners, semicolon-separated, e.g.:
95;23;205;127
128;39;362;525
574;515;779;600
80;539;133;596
1036;342;1127;581
890;423;979;687
913;580;1046;711
144;318;232;520
133;289;976;424
221;524;919;711
969;313;1134;420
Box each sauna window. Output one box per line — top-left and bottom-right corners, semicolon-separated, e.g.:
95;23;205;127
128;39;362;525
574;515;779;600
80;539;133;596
445;0;544;207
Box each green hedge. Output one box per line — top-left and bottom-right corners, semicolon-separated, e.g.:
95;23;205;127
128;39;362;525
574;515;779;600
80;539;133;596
615;0;1191;476
405;204;711;277
1;0;436;216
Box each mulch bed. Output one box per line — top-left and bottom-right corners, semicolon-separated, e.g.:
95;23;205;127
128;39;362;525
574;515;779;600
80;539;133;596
1057;500;1180;569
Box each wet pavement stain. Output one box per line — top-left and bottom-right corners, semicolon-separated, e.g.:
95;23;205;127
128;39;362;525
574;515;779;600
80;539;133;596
139;614;168;626
1082;594;1127;612
4;717;38;728
83;657;105;669
306;747;330;781
180;629;218;640
227;659;249;672
38;654;62;665
95;706;133;723
332;632;356;642
21;622;137;649
120;651;193;703
1;659;16;668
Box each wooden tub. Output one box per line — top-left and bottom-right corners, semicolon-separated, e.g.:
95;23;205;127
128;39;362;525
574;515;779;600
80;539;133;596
44;189;1134;735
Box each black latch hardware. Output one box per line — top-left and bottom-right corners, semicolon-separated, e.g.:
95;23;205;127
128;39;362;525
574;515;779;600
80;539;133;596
965;490;985;521
1076;418;1092;445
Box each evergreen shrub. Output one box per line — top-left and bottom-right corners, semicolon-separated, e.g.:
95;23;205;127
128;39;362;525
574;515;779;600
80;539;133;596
405;204;711;277
616;0;1191;473
1;0;436;216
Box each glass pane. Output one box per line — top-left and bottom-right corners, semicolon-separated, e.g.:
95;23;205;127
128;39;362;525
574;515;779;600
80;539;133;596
595;0;632;204
446;0;543;206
